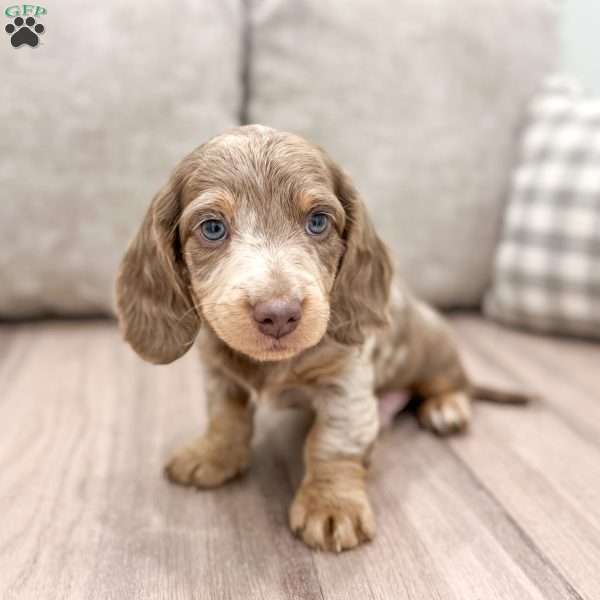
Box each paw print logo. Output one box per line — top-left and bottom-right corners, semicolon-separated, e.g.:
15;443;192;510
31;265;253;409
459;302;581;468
5;16;45;48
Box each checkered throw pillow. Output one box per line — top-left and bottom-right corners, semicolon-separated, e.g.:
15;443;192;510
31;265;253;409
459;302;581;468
484;77;600;338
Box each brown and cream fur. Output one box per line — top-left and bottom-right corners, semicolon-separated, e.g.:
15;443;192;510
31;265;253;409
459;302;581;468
116;125;517;553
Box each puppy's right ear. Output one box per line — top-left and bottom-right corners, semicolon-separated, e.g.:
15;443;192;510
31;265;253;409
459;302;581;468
115;170;200;364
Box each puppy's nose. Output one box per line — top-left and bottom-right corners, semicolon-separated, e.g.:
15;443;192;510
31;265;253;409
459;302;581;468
253;298;302;339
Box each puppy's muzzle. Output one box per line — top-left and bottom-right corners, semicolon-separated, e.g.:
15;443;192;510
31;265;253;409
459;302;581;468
253;298;302;339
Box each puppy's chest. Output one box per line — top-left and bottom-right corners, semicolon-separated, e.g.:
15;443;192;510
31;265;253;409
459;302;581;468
234;343;355;410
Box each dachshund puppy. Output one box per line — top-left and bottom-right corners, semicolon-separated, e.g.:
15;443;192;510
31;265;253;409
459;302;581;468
116;125;520;552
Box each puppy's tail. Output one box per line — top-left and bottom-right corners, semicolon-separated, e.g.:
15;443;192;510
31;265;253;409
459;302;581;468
471;384;535;405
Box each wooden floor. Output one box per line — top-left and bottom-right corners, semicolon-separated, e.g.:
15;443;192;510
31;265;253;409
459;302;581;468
1;315;599;600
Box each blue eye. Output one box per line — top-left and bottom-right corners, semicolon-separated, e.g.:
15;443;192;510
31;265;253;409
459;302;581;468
306;212;330;236
200;219;227;242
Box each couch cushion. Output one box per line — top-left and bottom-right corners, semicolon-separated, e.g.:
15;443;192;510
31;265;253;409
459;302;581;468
248;0;558;307
484;77;600;338
0;0;243;317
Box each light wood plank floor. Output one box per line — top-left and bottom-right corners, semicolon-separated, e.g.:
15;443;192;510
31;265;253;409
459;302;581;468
1;315;599;600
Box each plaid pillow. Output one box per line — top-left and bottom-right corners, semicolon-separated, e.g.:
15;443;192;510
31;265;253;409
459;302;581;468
484;77;600;338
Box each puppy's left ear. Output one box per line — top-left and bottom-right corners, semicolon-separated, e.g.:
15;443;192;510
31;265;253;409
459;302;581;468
326;159;393;345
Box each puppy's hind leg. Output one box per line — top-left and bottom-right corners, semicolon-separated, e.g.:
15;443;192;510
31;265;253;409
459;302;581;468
404;301;472;435
413;328;471;435
417;388;472;435
414;367;472;436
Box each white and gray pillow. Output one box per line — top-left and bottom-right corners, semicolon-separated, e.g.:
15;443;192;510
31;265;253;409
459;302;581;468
484;77;600;338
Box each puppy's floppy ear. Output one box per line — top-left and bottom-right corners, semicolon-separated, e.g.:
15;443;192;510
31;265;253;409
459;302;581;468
326;159;393;345
115;168;200;364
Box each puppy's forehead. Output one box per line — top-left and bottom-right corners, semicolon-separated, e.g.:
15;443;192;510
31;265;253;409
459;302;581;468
188;130;333;200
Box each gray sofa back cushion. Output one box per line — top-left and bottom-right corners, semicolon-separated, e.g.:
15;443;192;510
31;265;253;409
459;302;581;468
248;0;558;307
0;0;243;316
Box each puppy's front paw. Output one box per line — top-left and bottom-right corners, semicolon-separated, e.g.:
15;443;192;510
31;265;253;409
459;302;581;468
289;480;375;552
165;437;250;489
418;391;471;435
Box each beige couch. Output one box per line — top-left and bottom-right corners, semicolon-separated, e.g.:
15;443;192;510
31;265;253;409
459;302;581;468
1;0;557;315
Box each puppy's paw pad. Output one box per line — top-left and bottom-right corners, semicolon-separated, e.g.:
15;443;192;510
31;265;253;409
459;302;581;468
418;392;471;435
290;484;375;552
165;441;249;489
